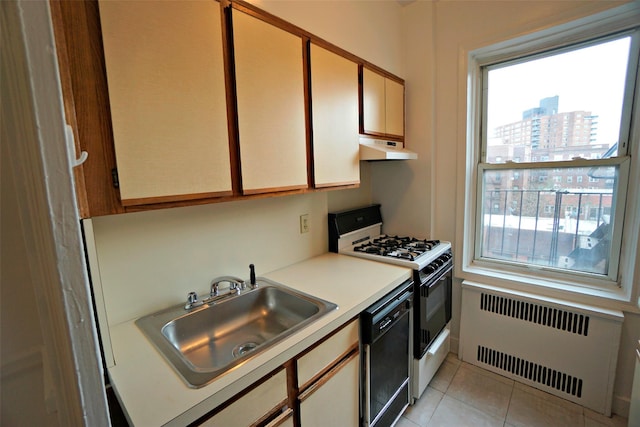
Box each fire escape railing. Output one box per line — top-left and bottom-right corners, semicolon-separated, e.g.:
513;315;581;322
483;189;611;273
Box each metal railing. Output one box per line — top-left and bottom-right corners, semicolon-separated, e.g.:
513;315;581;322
482;189;611;271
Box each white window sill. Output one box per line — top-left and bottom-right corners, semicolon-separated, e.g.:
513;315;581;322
458;262;639;314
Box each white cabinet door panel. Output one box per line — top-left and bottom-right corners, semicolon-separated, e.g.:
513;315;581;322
299;352;360;427
385;78;405;137
362;67;386;135
233;10;307;194
198;369;287;426
297;319;358;388
99;1;231;203
310;44;359;187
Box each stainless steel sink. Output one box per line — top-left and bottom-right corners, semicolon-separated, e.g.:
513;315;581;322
136;278;337;388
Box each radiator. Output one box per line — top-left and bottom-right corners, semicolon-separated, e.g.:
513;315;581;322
459;281;624;415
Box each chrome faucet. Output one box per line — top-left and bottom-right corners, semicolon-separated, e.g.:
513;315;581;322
210;276;245;298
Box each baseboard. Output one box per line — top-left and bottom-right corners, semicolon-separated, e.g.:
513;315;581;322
449;335;459;355
612;394;630;418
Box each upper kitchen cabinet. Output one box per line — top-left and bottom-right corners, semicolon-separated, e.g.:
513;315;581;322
309;43;359;188
231;8;308;195
361;67;405;139
99;0;232;206
51;0;391;217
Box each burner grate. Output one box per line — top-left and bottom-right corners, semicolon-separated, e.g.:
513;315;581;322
354;235;440;261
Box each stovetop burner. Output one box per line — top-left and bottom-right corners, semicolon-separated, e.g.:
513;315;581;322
328;205;451;269
354;235;441;261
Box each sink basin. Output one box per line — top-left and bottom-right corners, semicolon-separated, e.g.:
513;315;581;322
136;278;337;388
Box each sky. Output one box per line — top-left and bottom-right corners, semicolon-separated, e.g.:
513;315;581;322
486;35;632;148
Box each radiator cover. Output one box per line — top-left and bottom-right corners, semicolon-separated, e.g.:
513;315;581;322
459;281;623;415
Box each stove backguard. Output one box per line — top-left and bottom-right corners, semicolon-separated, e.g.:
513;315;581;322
328;204;382;253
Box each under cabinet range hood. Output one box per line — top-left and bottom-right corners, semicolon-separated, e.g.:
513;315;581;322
359;138;418;160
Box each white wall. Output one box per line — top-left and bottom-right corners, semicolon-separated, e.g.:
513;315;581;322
371;1;435;239
249;0;405;76
91;193;329;325
386;0;637;417
1;121;57;426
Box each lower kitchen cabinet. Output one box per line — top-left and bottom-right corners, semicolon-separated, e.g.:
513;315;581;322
190;319;360;426
298;351;359;426
295;319;360;426
196;368;288;426
264;409;294;427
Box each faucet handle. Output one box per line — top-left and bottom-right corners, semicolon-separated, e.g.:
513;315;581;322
210;276;245;297
185;291;204;310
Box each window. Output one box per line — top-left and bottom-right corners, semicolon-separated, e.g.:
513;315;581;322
471;22;638;286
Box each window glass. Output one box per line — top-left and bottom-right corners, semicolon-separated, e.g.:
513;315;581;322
476;32;636;281
480;166;616;275
485;37;631;163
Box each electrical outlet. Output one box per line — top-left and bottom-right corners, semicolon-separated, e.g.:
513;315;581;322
300;214;309;234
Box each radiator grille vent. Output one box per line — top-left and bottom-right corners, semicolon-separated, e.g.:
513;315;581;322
477;345;583;398
479;292;590;336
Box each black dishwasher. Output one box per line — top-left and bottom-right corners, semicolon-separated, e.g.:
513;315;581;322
360;279;413;427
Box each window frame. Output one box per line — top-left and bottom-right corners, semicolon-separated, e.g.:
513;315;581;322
460;3;640;302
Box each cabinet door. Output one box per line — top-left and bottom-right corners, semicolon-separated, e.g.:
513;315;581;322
198;369;287;426
297;319;359;388
385;78;405;137
362;67;405;139
99;1;231;205
362;67;386;135
310;44;359;188
299;351;360;427
232;10;308;195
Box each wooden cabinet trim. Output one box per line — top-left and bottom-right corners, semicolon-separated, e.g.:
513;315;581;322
120;190;234;208
51;0;124;217
303;37;314;189
294;317;358;361
314;180;360;189
259;408;294;427
220;0;243;196
49;0;90;218
298;342;359;395
297;348;359;403
188;366;287;426
296;318;359;391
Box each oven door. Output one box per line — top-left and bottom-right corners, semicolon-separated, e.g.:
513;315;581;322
416;265;452;358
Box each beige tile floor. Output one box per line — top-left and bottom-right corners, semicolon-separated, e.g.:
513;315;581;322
399;353;629;427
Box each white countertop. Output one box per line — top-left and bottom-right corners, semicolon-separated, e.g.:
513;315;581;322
108;253;412;426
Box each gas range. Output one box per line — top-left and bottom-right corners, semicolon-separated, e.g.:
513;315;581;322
329;204;454;403
328;206;451;270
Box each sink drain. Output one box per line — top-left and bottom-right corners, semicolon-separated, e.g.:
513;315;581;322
232;342;259;358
